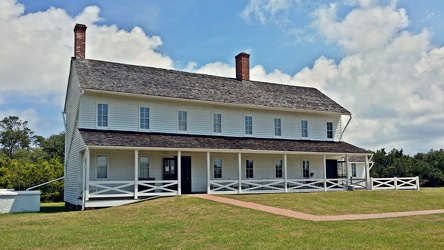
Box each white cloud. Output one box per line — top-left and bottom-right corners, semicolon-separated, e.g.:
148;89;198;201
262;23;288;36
241;0;294;25
0;0;173;99
0;0;174;137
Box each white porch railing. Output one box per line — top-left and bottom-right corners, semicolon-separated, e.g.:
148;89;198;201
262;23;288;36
209;178;349;194
89;181;134;198
240;179;285;193
349;178;367;189
137;180;179;196
209;180;238;194
287;178;324;192
88;180;178;199
371;177;420;190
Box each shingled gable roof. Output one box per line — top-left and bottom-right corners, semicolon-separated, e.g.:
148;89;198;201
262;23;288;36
72;58;351;114
79;129;370;154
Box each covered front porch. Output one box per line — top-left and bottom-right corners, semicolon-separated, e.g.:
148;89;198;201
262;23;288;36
80;147;372;208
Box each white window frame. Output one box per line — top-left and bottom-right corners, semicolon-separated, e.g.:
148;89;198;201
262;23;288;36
245;116;253;135
246;159;254;178
97;103;108;128
326;121;333;139
274;118;282;137
213;113;222;134
178;110;188;132
139;156;150;179
96;155;109;180
302;160;310;178
275;159;283;178
351;163;357;177
139;107;150;131
301;120;308;138
213;159;222;179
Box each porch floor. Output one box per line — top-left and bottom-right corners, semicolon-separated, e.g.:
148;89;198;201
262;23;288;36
193;194;444;221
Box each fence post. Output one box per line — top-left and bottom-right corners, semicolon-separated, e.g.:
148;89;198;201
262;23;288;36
370;177;373;190
416;176;420;190
394;177;398;190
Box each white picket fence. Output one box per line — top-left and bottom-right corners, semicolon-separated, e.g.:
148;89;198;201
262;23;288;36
371;177;420;190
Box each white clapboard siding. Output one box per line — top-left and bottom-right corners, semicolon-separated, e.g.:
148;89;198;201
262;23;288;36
79;92;343;141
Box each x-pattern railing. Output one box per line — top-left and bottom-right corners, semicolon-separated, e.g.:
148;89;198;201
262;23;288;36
209;180;238;193
241;179;285;193
325;179;347;190
287;179;324;191
372;177;419;190
137;180;178;195
89;181;134;198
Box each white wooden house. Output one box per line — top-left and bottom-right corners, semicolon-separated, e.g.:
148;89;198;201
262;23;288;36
64;24;373;209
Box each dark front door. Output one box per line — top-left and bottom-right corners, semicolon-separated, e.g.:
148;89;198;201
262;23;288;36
179;156;192;194
326;159;338;179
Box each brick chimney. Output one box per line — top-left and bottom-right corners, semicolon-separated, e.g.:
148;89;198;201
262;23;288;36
235;52;250;81
74;23;87;59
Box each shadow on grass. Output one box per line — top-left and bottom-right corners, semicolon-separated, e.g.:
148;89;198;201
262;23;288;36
39;203;69;214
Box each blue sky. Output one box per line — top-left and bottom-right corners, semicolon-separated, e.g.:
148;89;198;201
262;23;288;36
1;0;443;154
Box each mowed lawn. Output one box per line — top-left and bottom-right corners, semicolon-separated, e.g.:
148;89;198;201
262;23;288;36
0;189;442;249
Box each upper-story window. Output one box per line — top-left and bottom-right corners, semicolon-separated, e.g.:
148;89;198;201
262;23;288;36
213;159;222;178
178;111;187;131
213;113;222;134
327;122;333;139
274;118;282;137
245;116;253;135
275;159;283;178
140;107;150;130
301;120;308;138
97;103;108;127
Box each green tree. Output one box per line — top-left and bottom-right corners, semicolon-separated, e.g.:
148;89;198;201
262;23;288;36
0;116;36;158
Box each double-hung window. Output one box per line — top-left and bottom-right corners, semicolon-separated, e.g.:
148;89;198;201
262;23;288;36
302;160;309;178
246;160;254;178
301;120;308;138
274;118;282;137
97;103;108;127
96;155;108;179
178;111;187;131
327;122;333;139
275;160;283;178
245;116;253;135
213;159;222;178
139;156;150;179
213;113;222;134
351;163;357;177
140;107;150;130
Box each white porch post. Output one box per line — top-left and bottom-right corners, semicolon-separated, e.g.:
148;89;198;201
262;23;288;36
345;155;350;186
134;150;139;199
85;147;90;201
207;152;211;194
177;151;182;195
365;155;371;190
284;154;288;193
323;155;327;191
238;152;242;194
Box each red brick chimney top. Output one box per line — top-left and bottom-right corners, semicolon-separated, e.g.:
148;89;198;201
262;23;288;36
235;52;250;81
74;23;87;59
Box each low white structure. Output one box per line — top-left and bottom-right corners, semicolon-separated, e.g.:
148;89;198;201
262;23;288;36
0;189;40;214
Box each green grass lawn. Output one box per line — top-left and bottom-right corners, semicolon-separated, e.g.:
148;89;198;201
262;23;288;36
0;188;443;249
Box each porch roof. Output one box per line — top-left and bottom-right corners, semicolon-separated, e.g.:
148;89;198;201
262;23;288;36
79;129;371;154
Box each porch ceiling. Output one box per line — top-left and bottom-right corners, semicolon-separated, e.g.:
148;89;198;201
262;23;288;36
79;129;371;154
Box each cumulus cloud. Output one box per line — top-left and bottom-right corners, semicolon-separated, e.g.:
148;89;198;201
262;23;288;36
0;0;174;137
237;1;444;153
0;0;173;99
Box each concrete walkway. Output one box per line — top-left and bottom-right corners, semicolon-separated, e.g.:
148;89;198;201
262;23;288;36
193;194;444;221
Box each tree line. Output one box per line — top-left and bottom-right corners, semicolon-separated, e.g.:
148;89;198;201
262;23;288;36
0;116;443;202
0;116;64;202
